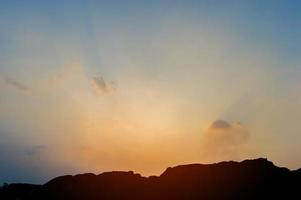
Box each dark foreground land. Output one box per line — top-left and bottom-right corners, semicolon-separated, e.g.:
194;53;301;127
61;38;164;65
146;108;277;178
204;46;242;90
1;158;300;200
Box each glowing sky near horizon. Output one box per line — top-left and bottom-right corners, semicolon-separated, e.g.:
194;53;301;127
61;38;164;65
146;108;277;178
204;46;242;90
0;0;301;183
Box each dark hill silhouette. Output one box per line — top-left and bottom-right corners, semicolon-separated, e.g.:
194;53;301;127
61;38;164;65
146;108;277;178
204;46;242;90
0;183;41;200
1;158;300;199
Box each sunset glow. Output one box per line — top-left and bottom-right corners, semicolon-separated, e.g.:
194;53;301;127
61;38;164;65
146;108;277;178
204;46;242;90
0;1;301;184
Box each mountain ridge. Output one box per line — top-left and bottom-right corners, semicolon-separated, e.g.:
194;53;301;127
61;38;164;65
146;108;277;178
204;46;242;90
1;158;300;199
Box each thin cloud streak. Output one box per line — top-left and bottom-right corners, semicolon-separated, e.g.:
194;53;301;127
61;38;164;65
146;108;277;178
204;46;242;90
3;76;30;91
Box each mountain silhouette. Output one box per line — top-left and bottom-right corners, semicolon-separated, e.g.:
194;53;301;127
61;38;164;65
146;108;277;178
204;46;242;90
1;158;300;199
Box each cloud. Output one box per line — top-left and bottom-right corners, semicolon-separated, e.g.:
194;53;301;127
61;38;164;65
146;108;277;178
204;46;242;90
25;145;45;156
3;77;30;91
201;119;249;162
92;76;108;92
209;120;231;130
92;76;116;94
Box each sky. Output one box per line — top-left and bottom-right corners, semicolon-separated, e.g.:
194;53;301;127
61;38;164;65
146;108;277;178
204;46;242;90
0;0;301;184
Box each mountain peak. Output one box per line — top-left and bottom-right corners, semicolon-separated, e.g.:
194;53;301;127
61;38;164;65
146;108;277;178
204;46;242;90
160;158;278;177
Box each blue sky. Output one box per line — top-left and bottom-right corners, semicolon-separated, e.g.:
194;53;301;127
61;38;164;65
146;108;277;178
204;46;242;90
1;1;300;72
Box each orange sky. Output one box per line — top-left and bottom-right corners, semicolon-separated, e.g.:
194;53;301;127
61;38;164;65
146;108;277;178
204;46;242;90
1;1;301;183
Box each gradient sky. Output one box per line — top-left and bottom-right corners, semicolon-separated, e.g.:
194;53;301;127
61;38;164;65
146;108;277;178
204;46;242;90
0;0;301;184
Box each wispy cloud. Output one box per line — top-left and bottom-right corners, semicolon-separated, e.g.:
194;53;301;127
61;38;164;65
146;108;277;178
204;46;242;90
3;77;30;91
92;76;116;94
92;76;108;93
25;145;45;156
